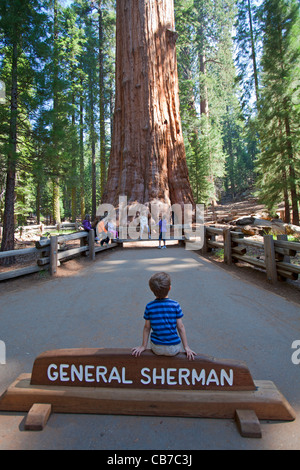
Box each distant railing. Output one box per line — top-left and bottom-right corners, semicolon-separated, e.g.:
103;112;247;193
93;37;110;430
16;222;80;237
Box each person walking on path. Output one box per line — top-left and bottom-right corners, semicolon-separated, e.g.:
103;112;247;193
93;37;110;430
158;214;167;249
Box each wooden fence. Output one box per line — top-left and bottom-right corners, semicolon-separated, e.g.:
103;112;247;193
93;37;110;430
201;226;300;284
1;223;300;284
0;230;117;282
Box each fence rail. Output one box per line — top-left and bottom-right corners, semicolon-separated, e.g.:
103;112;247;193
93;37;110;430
200;226;300;283
0;230;117;282
1;223;299;284
14;222;80;236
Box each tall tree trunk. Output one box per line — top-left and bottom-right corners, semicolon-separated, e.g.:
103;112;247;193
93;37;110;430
36;181;41;224
71;89;77;222
284;109;299;226
199;51;209;118
288;162;299;226
199;47;216;209
98;1;106;198
247;0;259;104
282;168;290;224
80;79;85;220
52;178;61;225
52;0;61;224
89;74;97;220
279;119;291;224
102;0;194;208
225;111;235;198
179;44;201;202
0;41;18;264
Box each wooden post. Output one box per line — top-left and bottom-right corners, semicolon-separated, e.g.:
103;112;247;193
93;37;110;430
223;228;232;265
88;230;95;261
206;225;215;253
264;235;277;283
276;234;290;282
235;409;262;439
277;234;290;264
80;231;88;256
24;403;52;431
50;235;58;276
200;226;207;255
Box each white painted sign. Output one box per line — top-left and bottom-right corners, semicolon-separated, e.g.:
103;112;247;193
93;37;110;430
0;81;5;104
0;341;6;365
47;363;234;388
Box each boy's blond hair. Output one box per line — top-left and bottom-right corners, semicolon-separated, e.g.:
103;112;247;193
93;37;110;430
149;272;171;299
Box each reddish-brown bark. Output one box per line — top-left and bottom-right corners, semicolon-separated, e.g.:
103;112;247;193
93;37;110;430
102;0;194;209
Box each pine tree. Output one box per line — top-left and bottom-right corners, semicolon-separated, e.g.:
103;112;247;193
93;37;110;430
36;0;85;224
175;0;239;205
0;0;47;261
73;0;92;220
235;0;261;109
255;0;300;224
72;0;115;220
60;4;86;222
175;0;202;201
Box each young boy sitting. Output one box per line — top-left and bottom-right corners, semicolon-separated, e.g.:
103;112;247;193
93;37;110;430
132;272;196;360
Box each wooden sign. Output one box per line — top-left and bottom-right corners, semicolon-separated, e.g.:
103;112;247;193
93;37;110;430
0;348;296;436
30;348;256;391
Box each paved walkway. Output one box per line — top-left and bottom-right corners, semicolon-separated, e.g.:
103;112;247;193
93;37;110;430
0;244;299;450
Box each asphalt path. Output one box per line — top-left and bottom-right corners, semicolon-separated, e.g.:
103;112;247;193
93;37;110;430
0;243;299;451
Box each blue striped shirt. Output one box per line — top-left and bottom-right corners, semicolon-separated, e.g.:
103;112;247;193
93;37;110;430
144;298;183;345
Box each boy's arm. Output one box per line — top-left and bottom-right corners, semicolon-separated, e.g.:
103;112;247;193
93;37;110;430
132;320;151;356
176;318;196;360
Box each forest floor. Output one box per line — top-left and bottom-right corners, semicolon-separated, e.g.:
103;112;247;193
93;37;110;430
205;195;268;222
203;195;300;305
0;196;299;304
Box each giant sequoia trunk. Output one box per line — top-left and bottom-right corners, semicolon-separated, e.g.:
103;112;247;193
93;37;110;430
102;0;194;208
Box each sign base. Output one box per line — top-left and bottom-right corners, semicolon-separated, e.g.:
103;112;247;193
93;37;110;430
0;373;295;422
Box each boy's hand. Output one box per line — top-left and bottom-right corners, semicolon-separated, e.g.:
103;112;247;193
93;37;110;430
131;346;146;357
185;347;197;360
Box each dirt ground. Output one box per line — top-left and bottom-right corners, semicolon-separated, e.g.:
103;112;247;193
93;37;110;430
203;197;300;305
205;195;268;222
1;241;299;450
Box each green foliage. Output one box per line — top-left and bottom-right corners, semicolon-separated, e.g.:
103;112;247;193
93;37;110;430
254;0;300;222
1;0;116;232
175;0;254;204
0;0;299;234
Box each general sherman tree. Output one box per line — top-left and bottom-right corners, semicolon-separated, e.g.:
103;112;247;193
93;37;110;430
101;0;194;209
